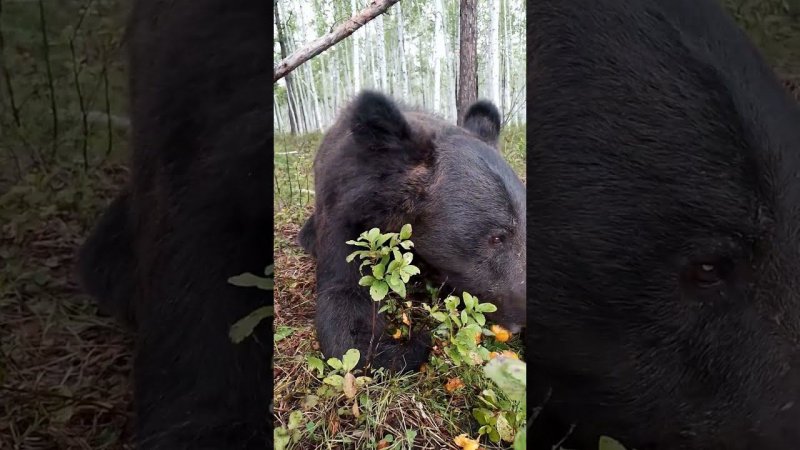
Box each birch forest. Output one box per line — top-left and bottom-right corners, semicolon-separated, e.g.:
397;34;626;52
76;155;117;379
273;0;527;134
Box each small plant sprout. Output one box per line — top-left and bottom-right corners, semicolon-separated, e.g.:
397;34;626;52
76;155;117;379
346;224;419;301
423;291;502;367
304;348;373;423
346;224;421;336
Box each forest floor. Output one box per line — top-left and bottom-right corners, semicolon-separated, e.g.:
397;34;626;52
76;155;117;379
272;126;527;450
1;2;799;449
0;160;135;449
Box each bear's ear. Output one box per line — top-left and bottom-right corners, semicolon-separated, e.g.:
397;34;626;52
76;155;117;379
463;100;501;147
350;91;413;150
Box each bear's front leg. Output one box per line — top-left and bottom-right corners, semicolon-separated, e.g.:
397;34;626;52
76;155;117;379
315;284;430;373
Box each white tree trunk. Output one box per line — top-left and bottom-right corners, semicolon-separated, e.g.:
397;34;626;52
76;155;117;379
368;22;379;88
375;14;388;91
319;57;330;127
488;0;501;105
433;0;445;112
503;0;511;119
397;2;410;98
350;0;361;94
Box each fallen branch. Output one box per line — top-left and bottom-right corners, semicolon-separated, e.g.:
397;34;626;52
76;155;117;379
273;0;401;83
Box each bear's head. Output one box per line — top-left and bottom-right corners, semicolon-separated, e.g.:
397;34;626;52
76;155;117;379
347;91;526;333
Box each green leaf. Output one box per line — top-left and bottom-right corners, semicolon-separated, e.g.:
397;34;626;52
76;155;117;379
400;224;412;240
476;303;498;313
346;252;359;263
372;263;386;280
229;306;272;343
403;265;420;276
496;413;515;443
513;429;526;450
346;240;370;248
384;433;394;443
327;358;343;371
387;259;402;274
287;410;304;430
386;275;406;298
274;325;295;342
484;357;527;407
405;429;417;443
431;312;448;322
305;420;317;433
400;240;414;249
403;252;413;264
359;275;375;286
227;272;273;290
376;232;396;247
460;309;469;327
378;304;391;314
463;292;475;311
445;346;462;366
342;349;361;372
474;312;486;326
472;407;492;425
488;427;501;444
274;427;291;450
445;295;460;310
323;374;344;388
307;356;325;377
370;280;389;301
598;436;628;450
263;265;274;276
367;227;381;243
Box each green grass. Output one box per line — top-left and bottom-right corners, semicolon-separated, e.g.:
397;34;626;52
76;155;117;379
272;125;527;449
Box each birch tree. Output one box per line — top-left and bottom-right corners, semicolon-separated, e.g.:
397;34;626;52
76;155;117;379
350;0;362;93
487;0;501;106
432;0;445;112
274;0;298;134
397;2;410;98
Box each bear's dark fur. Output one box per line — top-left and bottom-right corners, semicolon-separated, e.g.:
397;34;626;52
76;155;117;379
77;191;136;326
527;0;800;448
76;1;272;448
299;91;526;372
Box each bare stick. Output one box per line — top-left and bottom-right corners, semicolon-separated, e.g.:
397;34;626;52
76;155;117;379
273;0;401;83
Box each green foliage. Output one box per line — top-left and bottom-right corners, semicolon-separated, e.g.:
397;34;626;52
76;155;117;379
227;264;275;290
477;356;527;447
345;224;523;448
304;350;373;400
347;224;419;302
274;325;296;342
598;436;628;450
424;291;500;367
229;306;273;344
274;410;305;450
228;265;274;343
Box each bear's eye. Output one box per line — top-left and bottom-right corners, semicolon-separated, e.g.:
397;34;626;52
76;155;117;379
489;234;505;246
689;259;733;288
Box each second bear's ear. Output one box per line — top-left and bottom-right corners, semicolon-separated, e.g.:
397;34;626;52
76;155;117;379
463;100;501;147
350;91;413;150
